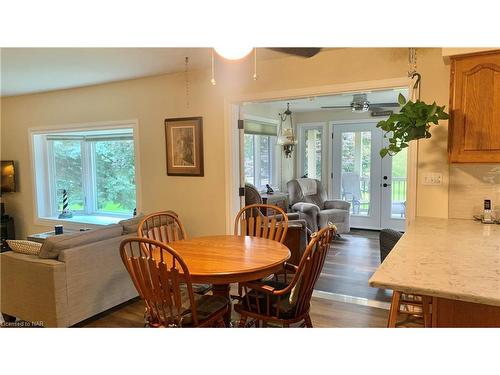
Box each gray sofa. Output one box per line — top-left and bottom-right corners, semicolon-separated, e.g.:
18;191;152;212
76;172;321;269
0;216;144;327
287;178;351;234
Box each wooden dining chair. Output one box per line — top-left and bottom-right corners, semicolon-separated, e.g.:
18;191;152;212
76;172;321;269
234;223;336;328
138;211;187;243
234;204;289;243
119;237;229;328
138;211;211;295
233;204;290;297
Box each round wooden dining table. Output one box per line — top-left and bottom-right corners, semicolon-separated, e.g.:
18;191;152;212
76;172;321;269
168;235;291;324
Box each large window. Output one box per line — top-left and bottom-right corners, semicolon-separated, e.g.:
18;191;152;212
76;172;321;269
243;120;278;190
32;124;138;225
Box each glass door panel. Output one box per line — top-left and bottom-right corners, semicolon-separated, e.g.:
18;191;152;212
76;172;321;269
339;130;372;217
381;146;407;231
332;123;382;230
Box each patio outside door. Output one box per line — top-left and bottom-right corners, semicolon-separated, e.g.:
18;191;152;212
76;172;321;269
332;121;407;231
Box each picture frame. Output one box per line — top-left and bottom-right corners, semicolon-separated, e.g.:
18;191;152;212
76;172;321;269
164;116;204;176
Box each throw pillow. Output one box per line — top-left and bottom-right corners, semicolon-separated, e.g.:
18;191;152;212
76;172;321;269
6;240;42;256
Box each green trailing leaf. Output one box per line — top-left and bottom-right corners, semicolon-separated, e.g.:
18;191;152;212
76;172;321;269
376;94;449;157
398;93;406;105
429;102;437;117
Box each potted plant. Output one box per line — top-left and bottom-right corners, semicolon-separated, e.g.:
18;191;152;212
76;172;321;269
376;93;449;157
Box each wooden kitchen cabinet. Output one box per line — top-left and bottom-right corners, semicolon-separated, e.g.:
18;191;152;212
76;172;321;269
448;50;500;163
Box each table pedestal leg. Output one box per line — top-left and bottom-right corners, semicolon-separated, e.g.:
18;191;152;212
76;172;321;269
211;283;231;326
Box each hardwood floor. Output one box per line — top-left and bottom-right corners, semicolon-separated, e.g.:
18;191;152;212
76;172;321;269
76;296;390;328
315;229;393;303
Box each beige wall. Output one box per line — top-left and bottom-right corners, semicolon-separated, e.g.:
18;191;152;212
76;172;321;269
1;48;455;239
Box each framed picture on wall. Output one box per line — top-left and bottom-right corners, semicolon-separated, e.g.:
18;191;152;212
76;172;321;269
164;116;204;176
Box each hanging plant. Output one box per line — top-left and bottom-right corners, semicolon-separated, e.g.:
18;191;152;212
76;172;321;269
376;93;449;158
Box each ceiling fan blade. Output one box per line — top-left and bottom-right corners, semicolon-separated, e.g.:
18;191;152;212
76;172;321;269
370;102;400;107
268;48;321;58
320;105;353;109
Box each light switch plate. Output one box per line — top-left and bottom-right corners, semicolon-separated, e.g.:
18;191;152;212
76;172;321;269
423;173;442;185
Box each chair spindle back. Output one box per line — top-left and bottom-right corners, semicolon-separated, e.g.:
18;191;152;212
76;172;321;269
234;204;288;243
293;224;336;317
119;237;198;327
138;211;187;243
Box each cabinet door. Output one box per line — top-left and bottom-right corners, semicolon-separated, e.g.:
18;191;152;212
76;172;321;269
449;51;500;163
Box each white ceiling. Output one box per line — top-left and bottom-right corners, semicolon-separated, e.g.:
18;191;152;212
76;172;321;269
0;48;287;97
244;88;408;113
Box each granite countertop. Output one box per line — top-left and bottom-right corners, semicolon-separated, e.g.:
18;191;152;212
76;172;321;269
369;217;500;307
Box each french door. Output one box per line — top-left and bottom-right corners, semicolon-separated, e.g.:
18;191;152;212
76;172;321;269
332;121;407;231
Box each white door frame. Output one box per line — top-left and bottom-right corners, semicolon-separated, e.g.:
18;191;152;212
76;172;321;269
223;77;417;234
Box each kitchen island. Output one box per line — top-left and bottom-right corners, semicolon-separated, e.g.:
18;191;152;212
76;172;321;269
369;217;500;327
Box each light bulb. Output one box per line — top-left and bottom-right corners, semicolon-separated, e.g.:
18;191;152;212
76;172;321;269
214;47;253;60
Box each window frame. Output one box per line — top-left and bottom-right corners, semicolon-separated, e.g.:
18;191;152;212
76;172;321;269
28;120;142;228
244;133;278;191
297;122;329;184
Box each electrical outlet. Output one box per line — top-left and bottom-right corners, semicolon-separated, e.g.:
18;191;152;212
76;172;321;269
423;173;442;185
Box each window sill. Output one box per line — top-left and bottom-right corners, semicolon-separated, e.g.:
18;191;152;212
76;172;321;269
38;214;131;228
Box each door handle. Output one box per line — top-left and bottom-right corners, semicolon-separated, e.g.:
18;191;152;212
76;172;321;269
383;183;391;187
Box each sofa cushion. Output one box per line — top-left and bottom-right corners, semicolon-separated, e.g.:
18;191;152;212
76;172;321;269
38;224;123;259
118;215;145;234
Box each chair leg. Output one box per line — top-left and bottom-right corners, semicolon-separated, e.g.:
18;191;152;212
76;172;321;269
422;296;432;328
238;314;248;328
304;315;313;328
283;322;290;328
387;291;401;328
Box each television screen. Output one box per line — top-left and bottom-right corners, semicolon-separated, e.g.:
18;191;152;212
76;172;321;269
1;160;16;193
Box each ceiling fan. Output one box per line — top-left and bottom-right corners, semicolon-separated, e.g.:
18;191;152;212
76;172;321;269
320;93;400;112
267;48;322;58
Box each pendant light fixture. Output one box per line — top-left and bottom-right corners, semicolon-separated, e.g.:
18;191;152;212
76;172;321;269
277;103;297;158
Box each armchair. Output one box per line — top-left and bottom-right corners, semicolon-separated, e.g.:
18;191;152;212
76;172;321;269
287;178;350;234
